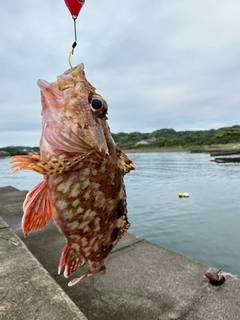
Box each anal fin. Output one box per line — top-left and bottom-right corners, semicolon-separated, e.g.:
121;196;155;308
58;242;85;278
22;179;52;236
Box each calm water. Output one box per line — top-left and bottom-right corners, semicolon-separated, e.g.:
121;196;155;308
1;153;240;275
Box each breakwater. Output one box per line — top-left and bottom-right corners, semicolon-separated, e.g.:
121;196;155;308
1;186;240;320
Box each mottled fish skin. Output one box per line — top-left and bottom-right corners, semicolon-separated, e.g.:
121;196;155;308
10;63;134;286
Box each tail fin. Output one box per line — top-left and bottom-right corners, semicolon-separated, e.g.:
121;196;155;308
22;179;52;236
58;242;108;286
68;265;107;287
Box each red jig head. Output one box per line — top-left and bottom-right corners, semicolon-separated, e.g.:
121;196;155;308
64;0;85;19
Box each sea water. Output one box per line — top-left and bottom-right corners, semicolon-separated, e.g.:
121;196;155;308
1;152;240;275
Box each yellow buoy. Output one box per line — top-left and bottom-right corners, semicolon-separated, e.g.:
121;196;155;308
178;192;189;198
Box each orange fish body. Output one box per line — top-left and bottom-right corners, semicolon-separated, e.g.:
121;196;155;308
10;63;134;286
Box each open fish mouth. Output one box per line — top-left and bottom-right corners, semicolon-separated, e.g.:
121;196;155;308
57;63;85;87
37;63;87;90
55;63;96;93
63;63;84;76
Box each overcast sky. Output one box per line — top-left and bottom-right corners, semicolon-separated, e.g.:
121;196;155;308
1;0;240;147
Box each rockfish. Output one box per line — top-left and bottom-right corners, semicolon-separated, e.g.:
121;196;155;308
10;63;134;286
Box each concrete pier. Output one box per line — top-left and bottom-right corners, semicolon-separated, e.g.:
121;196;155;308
1;185;240;320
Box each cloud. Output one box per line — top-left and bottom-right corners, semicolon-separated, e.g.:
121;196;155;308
0;0;240;147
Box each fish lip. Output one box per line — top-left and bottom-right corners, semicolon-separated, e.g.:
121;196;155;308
37;79;51;88
63;63;84;76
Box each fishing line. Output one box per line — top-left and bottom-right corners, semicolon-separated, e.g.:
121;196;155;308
68;16;78;69
64;0;85;68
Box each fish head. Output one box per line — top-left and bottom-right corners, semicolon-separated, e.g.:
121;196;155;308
37;63;110;158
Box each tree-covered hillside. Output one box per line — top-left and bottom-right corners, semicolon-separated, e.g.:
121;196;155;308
112;126;240;150
0;146;40;157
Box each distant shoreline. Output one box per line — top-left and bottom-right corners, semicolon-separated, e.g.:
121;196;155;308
0;148;187;159
124;147;188;153
1;144;239;157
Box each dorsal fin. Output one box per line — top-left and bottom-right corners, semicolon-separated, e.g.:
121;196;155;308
116;146;135;175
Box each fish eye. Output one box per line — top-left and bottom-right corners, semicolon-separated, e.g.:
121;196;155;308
90;94;108;118
91;99;103;110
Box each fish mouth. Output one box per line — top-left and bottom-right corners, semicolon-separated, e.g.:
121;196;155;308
63;63;84;77
55;63;97;92
56;64;85;91
37;64;85;89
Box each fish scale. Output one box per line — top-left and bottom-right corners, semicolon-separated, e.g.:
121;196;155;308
10;63;134;286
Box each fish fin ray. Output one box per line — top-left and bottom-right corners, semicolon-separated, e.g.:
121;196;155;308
44;121;92;153
22;179;52;236
10;154;86;175
116;146;135;175
68;266;107;286
10;155;50;175
58;242;85;277
9;155;41;174
68;273;92;286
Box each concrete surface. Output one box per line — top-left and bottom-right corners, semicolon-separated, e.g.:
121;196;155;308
1;185;240;320
0;217;87;319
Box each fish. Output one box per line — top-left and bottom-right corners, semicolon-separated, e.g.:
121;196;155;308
10;63;134;286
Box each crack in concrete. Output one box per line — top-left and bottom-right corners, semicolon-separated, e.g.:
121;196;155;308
0;227;9;231
178;290;206;320
0;236;18;246
111;239;144;255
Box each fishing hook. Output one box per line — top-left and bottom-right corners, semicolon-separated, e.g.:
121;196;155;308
68;16;77;69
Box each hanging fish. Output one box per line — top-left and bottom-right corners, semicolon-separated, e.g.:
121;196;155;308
10;63;134;286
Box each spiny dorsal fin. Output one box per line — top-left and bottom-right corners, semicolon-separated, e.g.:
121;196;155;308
116;146;135;175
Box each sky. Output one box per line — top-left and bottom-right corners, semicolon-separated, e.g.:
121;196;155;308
1;0;240;147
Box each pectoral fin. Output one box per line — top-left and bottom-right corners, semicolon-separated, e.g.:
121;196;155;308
22;179;52;236
10;154;86;175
